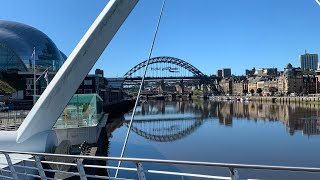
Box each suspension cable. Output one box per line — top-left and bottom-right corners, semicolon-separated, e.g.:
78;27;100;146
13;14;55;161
115;0;167;178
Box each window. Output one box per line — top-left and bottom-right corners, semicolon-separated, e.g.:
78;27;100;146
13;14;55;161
77;89;82;94
26;78;33;85
84;89;92;94
26;90;39;96
84;80;92;85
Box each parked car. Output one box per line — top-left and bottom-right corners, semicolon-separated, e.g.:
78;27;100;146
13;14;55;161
0;102;9;112
290;93;297;97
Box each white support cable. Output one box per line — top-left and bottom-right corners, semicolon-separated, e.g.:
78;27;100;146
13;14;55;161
115;0;167;178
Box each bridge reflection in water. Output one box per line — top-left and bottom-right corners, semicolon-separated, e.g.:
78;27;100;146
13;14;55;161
123;100;320;143
108;100;320;179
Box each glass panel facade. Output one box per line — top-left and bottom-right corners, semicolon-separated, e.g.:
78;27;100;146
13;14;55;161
0;43;27;71
54;94;104;129
84;80;92;85
0;20;67;72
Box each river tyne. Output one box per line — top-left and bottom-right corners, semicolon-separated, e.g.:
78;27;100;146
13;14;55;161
106;99;320;180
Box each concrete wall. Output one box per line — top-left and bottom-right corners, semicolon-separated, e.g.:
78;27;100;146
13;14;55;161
248;96;320;104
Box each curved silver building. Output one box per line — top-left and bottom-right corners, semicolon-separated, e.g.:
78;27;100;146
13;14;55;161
0;20;66;72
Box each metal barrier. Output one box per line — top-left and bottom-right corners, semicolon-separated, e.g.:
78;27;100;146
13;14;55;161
0;110;104;131
0;111;29;131
1;150;320;180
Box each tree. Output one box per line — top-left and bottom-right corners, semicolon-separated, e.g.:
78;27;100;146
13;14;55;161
300;89;307;96
193;89;203;96
250;89;255;94
256;88;262;94
269;87;278;95
242;89;248;94
303;69;314;75
0;80;16;95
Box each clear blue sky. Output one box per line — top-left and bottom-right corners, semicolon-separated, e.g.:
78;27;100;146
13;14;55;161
1;0;320;76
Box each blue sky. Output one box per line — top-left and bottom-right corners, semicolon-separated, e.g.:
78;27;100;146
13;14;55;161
1;0;320;76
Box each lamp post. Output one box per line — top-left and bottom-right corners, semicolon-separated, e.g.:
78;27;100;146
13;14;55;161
33;47;36;105
32;46;49;105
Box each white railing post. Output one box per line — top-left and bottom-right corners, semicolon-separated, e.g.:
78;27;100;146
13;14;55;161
2;150;320;180
136;162;146;180
4;153;18;179
34;155;47;179
76;159;87;180
229;168;240;180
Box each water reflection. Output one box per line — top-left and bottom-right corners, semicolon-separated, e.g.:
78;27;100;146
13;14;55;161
124;100;320;141
108;100;320;179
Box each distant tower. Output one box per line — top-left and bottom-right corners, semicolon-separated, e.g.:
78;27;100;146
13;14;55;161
222;68;231;78
95;69;104;77
300;51;318;71
216;70;222;77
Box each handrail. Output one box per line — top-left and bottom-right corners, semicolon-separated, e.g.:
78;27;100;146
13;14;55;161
1;150;320;173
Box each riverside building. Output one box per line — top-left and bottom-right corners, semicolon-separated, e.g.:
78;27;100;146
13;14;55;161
0;20;67;101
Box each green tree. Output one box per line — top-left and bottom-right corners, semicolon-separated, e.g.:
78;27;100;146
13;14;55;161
303;69;314;75
193;89;203;96
256;88;262;94
269;87;278;95
0;80;16;94
250;89;255;94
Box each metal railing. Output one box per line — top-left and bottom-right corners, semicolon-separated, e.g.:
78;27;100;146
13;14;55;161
0;110;105;131
1;150;320;180
0;111;29;131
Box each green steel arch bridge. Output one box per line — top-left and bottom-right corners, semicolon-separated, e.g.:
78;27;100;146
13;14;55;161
123;56;223;95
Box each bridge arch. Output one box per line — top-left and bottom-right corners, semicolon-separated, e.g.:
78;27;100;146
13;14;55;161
124;56;220;94
124;118;204;142
124;56;205;78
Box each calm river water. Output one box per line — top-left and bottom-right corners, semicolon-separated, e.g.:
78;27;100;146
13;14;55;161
107;100;320;180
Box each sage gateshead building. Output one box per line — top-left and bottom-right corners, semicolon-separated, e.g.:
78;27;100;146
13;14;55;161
0;20;67;72
0;20;67;102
